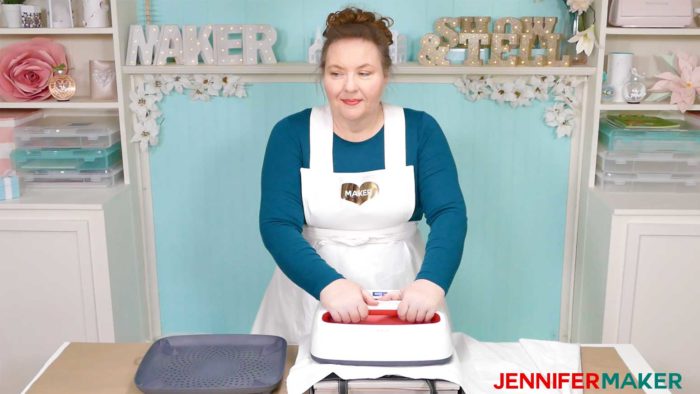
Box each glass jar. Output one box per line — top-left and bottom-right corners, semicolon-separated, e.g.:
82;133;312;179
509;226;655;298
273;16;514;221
622;68;647;104
567;12;588;66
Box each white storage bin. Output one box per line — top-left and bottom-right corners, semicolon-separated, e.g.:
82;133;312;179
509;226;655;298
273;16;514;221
14;116;120;149
596;171;700;193
597;149;700;174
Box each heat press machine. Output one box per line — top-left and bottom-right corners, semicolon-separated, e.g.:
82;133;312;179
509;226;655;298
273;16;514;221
309;297;453;366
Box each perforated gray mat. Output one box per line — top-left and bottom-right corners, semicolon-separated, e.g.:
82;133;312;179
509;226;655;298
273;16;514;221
134;334;286;394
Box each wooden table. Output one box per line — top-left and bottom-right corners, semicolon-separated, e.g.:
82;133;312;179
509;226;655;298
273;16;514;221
24;342;666;393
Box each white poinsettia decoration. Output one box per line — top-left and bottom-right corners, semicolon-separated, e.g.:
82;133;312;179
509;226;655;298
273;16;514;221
194;74;223;96
129;74;248;150
131;116;160;152
129;83;161;119
511;78;535;108
222;75;247;98
161;74;190;94
566;0;593;14
455;74;583;138
142;74;165;98
544;102;576;138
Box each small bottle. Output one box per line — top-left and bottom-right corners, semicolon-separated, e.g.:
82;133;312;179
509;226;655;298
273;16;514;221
622;68;647;104
601;71;615;102
48;64;76;101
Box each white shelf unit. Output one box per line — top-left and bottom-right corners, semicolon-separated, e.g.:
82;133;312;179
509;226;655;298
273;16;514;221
0;98;119;109
605;27;700;36
599;102;700;111
571;1;700;392
0;2;151;394
0;27;113;35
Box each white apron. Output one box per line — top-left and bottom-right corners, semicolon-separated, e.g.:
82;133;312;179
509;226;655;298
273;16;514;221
252;104;425;344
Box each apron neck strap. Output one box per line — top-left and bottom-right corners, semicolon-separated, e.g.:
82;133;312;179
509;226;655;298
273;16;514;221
309;104;406;172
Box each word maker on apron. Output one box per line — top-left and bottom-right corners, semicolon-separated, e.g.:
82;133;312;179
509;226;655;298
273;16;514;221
252;104;425;344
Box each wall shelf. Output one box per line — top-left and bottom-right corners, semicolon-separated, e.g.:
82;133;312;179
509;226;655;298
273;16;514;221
605;27;700;36
0;28;113;35
122;62;596;83
0;98;119;109
599;102;700;111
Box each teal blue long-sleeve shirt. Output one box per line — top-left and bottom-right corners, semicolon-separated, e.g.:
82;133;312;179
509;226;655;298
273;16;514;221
259;107;467;300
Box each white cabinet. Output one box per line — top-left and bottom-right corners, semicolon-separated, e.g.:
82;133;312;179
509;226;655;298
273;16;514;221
572;190;700;392
0;186;149;394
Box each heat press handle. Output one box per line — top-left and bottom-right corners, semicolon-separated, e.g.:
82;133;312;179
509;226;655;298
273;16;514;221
367;300;400;312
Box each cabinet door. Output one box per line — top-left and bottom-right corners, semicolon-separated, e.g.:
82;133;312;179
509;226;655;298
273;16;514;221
0;219;99;394
616;222;700;392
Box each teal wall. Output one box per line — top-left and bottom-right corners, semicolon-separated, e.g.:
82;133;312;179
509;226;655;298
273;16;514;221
143;0;573;341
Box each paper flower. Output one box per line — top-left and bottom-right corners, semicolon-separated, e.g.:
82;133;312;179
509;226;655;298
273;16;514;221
0;38;68;101
567;24;597;56
650;52;700;113
565;0;593;14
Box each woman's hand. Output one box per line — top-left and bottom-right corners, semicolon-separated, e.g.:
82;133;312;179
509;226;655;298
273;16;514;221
320;279;378;323
380;279;445;323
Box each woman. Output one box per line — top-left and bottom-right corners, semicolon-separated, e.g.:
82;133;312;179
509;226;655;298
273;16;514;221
252;7;467;344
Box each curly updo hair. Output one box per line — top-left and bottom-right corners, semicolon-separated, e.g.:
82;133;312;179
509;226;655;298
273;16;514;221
321;7;394;75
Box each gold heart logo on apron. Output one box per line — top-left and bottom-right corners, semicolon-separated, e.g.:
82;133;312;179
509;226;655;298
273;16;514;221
340;182;379;205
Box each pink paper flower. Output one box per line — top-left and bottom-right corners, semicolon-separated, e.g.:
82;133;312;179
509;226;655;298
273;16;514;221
0;38;68;102
650;52;700;113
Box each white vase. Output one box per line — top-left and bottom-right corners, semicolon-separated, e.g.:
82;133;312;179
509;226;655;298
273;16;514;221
2;4;22;28
81;0;110;27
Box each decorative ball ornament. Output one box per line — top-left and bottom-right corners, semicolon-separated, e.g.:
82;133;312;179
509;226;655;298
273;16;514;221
434;17;460;48
242;25;278;65
155;25;183;65
214;25;244;65
459;33;490;66
182;25;215;65
48;64;76;101
126;24;160;66
489;33;519;66
493;17;523;35
460;16;490;33
418;33;449;66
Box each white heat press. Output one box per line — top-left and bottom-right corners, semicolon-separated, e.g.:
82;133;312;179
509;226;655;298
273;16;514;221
309;298;453;366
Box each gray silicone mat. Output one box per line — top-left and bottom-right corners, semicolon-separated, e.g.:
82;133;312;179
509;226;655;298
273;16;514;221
134;334;287;394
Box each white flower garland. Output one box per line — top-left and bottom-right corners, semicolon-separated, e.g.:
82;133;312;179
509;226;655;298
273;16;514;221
130;73;582;150
129;74;247;150
454;75;584;138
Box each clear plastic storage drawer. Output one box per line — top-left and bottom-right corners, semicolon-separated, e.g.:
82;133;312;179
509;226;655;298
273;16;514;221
596;171;700;193
18;164;123;187
12;142;121;171
599;120;700;153
597;149;700;174
14;116;120;149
